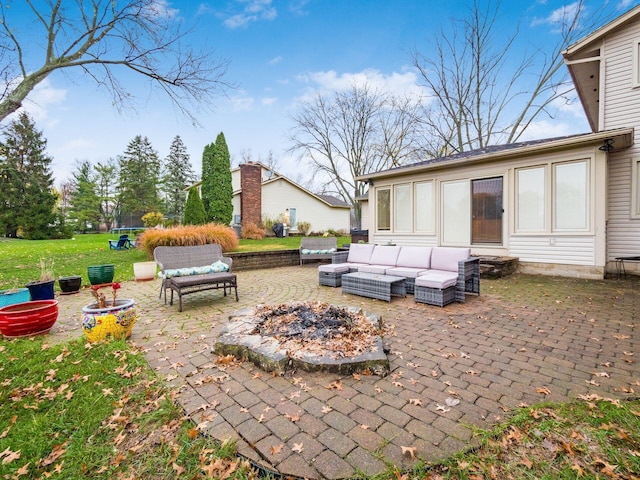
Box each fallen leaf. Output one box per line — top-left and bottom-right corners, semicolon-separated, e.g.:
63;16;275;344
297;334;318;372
172;462;185;475
520;455;533;469
285;412;300;422
445;397;460;407
291;442;304;453
436;404;450;413
401;446;416;459
0;447;20;465
392;381;404;388
270;444;284;455
321;406;332;414
187;427;199;439
360;424;370;430
409;398;422;407
571;462;585;477
536;386;551;396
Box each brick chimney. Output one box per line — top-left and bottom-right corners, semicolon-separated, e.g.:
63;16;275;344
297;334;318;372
240;162;262;227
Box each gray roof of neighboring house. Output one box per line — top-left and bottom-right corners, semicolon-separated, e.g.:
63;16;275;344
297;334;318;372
316;194;350;207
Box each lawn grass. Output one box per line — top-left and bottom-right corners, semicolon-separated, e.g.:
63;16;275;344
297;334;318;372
0;234;351;290
0;338;264;479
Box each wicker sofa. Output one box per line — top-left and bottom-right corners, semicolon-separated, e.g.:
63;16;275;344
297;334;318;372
154;244;238;312
299;237;338;265
320;244;479;306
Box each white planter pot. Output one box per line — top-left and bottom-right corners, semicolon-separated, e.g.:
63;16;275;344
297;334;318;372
133;261;156;281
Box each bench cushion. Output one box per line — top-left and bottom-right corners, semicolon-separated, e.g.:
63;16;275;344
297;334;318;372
395;246;432;269
302;248;337;255
430;247;470;272
415;270;458;289
164;260;229;278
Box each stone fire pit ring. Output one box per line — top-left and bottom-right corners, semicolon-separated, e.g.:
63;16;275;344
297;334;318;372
214;302;389;376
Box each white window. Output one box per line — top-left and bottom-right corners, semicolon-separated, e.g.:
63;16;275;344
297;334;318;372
517;166;546;232
554;160;588;231
415;181;435;233
442;180;470;244
394;184;411;232
515;160;589;233
377;188;391;231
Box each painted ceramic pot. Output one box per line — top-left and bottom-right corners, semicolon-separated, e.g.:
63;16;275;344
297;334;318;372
81;299;136;342
0;300;59;338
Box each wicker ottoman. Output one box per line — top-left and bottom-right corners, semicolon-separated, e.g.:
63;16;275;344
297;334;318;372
318;264;349;287
414;271;458;307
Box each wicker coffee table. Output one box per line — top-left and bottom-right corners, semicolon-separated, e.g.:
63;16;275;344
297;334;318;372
342;272;406;302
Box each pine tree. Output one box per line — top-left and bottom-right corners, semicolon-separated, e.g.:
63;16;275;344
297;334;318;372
0;112;57;239
117;135;162;226
201;132;233;224
183;187;207;225
162;135;196;224
94;159;119;232
68;161;101;232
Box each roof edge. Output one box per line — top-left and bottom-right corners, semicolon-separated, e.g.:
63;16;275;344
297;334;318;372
357;128;634;181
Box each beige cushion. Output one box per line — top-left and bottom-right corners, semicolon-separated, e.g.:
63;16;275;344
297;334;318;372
415;270;458;289
395;246;432;269
385;266;428;278
347;244;375;264
318;264;349;273
368;245;402;266
430;247;470;272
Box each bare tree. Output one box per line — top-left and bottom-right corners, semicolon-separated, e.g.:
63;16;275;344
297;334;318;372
289;83;425;226
411;0;605;154
0;0;231;124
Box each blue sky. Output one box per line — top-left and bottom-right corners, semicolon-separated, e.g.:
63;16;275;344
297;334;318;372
10;0;640;186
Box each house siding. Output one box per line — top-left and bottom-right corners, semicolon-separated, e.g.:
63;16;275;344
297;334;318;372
261;180;350;233
367;145;607;278
602;20;640;273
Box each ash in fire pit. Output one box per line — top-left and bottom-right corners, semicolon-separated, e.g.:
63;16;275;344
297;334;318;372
214;302;389;376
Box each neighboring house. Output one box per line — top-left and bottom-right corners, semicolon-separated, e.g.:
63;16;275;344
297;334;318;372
184;161;348;234
232;162;350;233
357;5;640;278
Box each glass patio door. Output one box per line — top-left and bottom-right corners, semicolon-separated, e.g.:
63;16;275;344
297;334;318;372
472;177;503;244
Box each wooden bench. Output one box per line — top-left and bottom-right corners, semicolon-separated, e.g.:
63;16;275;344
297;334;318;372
299;237;338;265
154;244;238;312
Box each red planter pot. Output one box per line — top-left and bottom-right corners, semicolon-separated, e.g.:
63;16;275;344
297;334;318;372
0;300;59;338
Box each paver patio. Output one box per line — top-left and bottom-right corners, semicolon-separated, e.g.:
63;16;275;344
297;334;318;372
52;266;639;479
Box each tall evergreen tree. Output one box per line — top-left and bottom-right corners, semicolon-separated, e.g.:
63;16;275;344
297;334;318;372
183;187;207;225
200;141;215;220
117;135;162;226
162;135;196;224
68;161;101;232
95;159;119;232
201;132;233;224
0;112;57;239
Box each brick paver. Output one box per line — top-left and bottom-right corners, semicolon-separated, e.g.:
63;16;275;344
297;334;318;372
52;267;639;479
